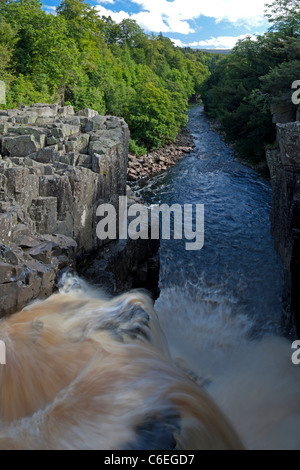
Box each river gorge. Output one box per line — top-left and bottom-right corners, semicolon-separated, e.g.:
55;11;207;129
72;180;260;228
130;105;300;449
0;104;299;450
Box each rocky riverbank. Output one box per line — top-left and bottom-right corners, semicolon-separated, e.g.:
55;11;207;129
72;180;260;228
127;128;195;181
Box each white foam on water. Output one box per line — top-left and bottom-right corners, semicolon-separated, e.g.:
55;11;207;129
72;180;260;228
155;287;300;450
57;276;300;449
155;287;254;377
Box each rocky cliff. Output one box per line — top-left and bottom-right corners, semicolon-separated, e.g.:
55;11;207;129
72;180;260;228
0;103;135;316
266;121;300;335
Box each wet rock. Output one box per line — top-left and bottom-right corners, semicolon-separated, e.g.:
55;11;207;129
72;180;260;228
79;189;160;300
0;261;22;284
0;258;57;317
271;101;297;124
42;233;77;257
0;244;21;265
267;122;300;335
0;212;18;244
15;234;41;248
26;241;57;264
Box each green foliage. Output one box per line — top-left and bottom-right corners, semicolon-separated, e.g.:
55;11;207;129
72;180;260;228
0;18;16;86
1;0;298;163
126;82;177;148
4;75;52;108
265;0;300;37
70;84;106;115
201;0;300;164
260;59;300;102
129;139;148;157
0;0;210;149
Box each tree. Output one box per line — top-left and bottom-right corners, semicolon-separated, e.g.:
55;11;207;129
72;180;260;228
265;0;300;36
127;82;177;148
0;18;16;83
119;19;145;47
0;0;211;150
1;0;46;75
101;17;146;48
31;14;82;103
201;28;300;164
57;0;105;44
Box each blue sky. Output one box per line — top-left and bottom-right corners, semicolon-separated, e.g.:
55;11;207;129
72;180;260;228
43;0;271;49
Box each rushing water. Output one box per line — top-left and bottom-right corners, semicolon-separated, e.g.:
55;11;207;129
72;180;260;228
132;106;300;449
1;106;299;450
133;105;284;343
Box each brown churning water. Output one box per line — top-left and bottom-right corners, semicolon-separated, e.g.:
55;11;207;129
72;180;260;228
0;278;244;450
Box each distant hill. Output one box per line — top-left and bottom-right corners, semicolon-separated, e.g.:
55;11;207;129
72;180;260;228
200;49;231;55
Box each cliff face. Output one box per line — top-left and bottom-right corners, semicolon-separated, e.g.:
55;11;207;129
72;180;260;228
266;122;300;334
0;103;131;315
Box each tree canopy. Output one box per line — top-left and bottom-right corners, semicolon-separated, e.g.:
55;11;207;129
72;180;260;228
201;0;300;165
265;0;300;36
0;0;211;151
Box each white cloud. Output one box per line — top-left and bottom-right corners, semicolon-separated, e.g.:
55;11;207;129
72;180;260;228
95;4;194;33
170;34;257;49
190;34;257;49
132;11;173;33
96;5;130;23
95;0;268;34
170;38;187;48
43;5;56;15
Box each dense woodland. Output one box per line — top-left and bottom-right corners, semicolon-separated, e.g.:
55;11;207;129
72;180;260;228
0;0;213;155
0;0;299;163
202;0;300;164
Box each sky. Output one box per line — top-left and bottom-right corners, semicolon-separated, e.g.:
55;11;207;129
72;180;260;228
43;0;271;49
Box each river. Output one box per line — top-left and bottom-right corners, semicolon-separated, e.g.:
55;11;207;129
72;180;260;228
132;106;300;449
133;105;284;353
2;106;299;450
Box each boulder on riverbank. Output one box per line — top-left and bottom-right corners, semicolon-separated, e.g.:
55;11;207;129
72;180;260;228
127;128;195;181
